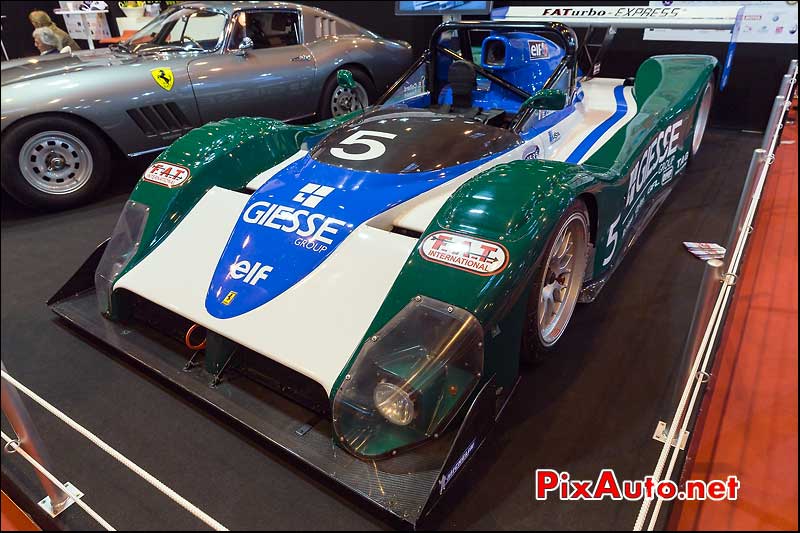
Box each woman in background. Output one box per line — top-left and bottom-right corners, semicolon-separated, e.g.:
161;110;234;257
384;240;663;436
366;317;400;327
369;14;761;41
32;27;62;55
28;10;80;52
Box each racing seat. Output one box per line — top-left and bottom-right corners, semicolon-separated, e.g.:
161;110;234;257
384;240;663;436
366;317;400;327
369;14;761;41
432;60;505;126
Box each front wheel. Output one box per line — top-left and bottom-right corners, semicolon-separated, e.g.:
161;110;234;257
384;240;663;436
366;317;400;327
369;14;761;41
1;116;111;210
521;199;591;362
318;67;375;119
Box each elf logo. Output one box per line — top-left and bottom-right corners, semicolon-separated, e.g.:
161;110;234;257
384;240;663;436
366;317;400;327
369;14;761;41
229;260;273;285
292;183;334;208
529;41;550;60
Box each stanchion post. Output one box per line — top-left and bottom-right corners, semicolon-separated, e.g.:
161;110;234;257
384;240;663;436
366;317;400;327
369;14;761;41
762;96;787;151
655;258;725;444
725;148;767;255
1;362;70;514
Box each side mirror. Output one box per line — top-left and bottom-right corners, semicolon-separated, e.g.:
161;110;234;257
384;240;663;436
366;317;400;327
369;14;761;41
337;69;357;90
235;37;253;56
521;89;568;112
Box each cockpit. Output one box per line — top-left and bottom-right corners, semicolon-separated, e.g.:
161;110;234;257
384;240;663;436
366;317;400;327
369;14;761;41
378;21;579;135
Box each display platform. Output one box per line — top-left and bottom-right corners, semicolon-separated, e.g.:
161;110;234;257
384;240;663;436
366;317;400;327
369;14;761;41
1;128;760;530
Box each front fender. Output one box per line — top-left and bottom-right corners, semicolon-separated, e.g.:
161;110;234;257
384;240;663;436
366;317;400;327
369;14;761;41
332;158;601;395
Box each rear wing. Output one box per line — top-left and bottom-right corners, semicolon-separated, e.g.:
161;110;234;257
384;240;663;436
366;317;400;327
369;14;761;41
492;5;737;83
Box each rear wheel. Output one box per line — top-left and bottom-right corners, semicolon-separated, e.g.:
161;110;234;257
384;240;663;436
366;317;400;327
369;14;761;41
318;67;375;119
690;79;714;158
1;116;110;210
521;200;590;363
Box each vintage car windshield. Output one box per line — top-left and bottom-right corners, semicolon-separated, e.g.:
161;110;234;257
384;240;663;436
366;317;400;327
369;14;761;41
120;7;227;54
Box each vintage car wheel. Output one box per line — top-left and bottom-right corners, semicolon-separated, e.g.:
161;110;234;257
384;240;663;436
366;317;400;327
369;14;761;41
1;116;110;210
319;67;375;119
522;199;590;362
691;79;714;157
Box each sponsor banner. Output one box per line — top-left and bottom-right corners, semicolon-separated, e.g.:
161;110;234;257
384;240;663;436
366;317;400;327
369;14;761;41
420;231;509;276
143;162;190;188
494;4;738;25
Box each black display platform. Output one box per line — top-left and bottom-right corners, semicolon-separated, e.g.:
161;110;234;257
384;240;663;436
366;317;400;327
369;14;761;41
1;128;759;531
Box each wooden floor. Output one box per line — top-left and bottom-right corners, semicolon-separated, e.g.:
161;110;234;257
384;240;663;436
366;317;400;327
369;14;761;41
670;110;798;530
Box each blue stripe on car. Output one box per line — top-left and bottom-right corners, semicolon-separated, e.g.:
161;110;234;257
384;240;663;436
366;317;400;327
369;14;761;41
565;84;628;164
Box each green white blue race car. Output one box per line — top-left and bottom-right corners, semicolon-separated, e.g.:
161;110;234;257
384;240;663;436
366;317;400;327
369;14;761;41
50;20;716;526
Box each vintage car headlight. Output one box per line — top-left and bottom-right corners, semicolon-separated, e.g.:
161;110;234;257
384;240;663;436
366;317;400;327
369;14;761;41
94;200;149;313
332;296;484;459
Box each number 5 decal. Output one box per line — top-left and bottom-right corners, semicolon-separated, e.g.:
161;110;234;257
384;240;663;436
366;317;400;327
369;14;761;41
602;214;621;266
330;130;397;161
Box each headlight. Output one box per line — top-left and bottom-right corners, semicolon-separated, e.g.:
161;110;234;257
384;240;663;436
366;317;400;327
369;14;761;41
374;382;415;426
332;296;484;459
94;200;149;314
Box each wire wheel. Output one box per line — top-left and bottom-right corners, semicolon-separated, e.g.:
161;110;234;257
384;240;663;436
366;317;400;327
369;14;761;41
330;81;368;117
18;131;94;195
537;211;589;347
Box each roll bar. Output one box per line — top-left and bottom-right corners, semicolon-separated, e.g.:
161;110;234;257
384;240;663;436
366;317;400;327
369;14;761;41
427;21;578;106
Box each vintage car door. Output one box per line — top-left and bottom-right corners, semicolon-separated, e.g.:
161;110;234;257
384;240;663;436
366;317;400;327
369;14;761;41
187;9;317;123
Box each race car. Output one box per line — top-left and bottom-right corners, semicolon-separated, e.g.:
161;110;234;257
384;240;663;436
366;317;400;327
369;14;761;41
50;20;716;526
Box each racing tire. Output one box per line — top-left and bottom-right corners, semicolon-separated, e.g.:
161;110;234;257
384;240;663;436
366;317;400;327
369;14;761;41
689;78;714;160
521;199;591;364
318;66;376;119
1;116;111;210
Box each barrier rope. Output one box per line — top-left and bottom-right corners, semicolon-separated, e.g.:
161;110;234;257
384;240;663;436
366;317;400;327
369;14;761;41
2;430;115;530
1;370;229;531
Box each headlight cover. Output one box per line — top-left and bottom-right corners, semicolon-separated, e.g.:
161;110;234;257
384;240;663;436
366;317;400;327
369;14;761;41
94;200;149;314
332;296;484;459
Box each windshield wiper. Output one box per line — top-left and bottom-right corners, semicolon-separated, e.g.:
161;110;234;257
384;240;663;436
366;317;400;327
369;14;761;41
141;43;205;54
109;42;132;54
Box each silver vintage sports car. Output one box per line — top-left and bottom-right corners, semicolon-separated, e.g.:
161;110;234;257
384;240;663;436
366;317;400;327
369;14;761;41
1;2;413;209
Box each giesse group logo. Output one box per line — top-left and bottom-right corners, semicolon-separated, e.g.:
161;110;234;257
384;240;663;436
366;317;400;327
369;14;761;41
292;183;335;208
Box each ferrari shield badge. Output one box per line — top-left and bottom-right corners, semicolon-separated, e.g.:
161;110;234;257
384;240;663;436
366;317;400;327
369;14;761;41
222;291;237;305
150;67;174;91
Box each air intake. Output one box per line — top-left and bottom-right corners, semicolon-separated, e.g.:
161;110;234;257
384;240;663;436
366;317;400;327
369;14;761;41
127;103;192;138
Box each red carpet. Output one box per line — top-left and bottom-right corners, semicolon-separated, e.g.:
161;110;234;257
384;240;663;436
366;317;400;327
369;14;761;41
670;109;798;529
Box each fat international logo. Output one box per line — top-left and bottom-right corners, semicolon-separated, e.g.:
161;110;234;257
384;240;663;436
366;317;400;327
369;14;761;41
420;231;509;276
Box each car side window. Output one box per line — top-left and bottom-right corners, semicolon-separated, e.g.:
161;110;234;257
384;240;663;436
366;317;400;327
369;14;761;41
178;11;227;50
229;11;301;50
